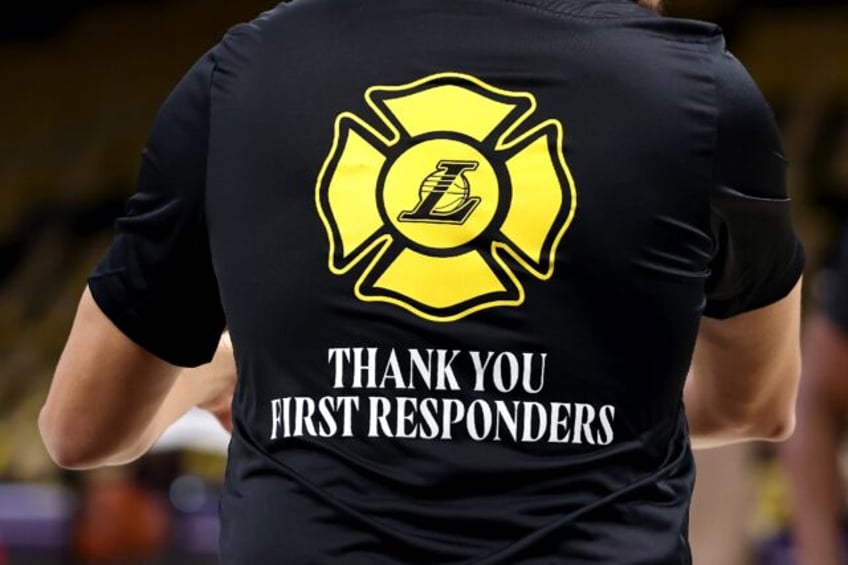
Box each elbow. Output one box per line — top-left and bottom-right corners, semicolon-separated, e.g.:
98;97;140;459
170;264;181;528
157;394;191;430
732;358;801;444
38;406;110;470
39;408;73;469
38;407;83;470
747;408;796;443
722;394;797;444
746;365;800;443
692;406;796;449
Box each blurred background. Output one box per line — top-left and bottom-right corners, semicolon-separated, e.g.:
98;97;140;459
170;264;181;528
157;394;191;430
1;0;847;563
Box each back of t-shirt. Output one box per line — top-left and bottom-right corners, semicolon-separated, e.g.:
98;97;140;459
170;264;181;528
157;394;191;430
89;0;804;562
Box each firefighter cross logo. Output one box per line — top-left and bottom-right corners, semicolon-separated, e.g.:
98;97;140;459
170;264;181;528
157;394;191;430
316;73;577;322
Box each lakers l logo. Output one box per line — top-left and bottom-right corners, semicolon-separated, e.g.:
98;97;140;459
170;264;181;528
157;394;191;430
399;160;480;225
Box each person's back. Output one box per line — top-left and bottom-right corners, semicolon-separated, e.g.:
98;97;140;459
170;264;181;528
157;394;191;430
180;1;800;562
44;0;805;563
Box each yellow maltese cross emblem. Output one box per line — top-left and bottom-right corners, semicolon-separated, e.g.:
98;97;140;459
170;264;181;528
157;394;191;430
315;73;577;322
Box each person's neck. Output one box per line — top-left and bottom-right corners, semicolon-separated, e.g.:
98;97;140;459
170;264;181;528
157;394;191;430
636;0;663;14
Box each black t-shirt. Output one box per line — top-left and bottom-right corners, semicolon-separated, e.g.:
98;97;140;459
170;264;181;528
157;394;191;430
88;0;805;563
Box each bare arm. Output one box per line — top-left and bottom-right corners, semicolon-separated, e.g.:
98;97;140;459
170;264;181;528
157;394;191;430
685;279;802;449
39;286;235;470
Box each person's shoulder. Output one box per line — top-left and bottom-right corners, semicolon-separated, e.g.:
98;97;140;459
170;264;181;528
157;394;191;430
711;41;786;198
211;0;341;58
203;2;291;70
712;43;773;120
225;0;337;33
626;13;723;47
219;4;284;43
554;1;722;43
566;3;728;73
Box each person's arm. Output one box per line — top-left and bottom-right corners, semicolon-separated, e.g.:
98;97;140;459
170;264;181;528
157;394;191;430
780;313;848;565
39;42;234;469
684;44;805;449
39;287;235;469
685;279;802;449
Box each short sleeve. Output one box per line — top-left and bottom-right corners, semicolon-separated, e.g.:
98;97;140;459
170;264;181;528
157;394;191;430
88;48;226;367
703;48;805;319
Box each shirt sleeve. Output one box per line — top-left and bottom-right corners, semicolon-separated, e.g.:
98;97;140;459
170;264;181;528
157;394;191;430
87;48;226;367
703;47;805;319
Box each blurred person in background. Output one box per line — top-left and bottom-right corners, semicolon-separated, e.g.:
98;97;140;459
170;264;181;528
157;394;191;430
36;0;804;563
72;468;172;563
782;105;848;565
